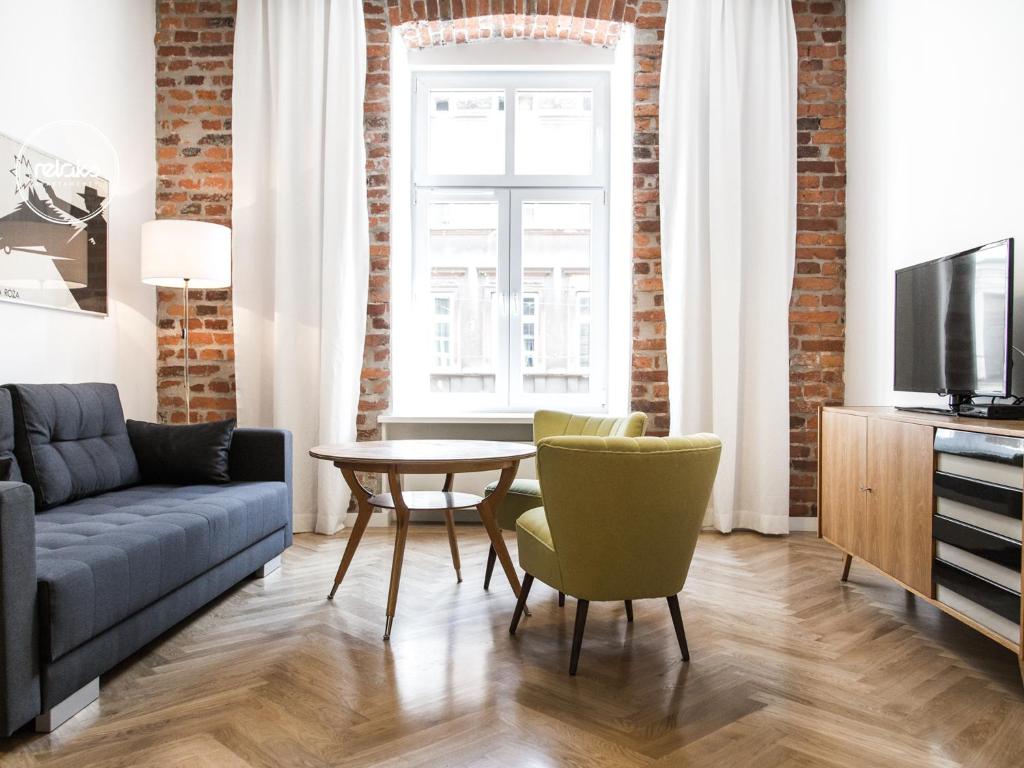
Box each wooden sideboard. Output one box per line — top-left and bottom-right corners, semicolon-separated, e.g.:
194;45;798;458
818;406;1024;682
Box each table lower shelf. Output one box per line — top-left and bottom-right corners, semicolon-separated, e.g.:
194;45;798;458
367;491;484;511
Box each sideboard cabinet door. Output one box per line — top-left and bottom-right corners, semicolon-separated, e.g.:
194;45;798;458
821;411;868;556
866;418;934;595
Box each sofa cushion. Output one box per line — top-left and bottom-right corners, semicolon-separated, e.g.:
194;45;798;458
34;481;289;660
127;418;236;484
6;383;140;510
0;389;21;482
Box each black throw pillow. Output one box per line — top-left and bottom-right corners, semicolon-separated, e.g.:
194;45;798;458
126;419;236;484
0;457;13;481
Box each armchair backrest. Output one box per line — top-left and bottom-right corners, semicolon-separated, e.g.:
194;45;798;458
535;434;721;601
532;410;647;443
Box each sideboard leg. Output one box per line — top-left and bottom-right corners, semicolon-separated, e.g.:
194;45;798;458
840;553;853;582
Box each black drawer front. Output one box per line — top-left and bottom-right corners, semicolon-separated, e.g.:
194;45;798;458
934;472;1023;519
933;515;1022;571
933;560;1021;622
934;428;1024;466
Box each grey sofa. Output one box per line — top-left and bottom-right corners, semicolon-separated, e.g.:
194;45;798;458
0;383;292;735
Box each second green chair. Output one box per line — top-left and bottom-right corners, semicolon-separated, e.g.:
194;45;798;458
482;409;648;590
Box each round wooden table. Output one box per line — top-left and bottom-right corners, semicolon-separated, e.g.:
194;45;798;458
310;440;537;639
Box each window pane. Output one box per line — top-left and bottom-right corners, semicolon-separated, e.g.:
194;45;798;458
520;201;592;394
426;201;500;393
515;90;594;176
428;90;505;176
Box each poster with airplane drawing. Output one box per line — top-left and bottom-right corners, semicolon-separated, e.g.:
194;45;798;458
0;133;107;315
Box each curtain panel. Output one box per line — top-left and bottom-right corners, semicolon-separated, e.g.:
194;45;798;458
232;0;369;533
660;0;798;534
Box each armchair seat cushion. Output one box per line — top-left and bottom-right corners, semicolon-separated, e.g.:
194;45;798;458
515;507;562;591
35;481;289;661
484;478;543;531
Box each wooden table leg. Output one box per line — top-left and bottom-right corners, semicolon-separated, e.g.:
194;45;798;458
477;462;523;598
384;470;411;640
328;467;375;600
442;473;462;582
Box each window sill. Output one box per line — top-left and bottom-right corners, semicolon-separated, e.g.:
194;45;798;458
379;413;535;425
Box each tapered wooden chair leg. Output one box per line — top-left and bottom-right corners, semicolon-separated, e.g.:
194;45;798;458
558;591;565;607
841;553;853;582
666;595;689;661
569;599;589;675
483;544;497;590
624;600;634;622
509;573;534;635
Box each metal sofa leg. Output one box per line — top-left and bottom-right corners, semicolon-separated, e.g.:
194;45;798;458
34;678;99;733
253;554;282;578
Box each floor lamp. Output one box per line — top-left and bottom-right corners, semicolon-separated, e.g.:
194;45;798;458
141;220;231;424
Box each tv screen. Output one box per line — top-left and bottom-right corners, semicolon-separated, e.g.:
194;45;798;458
894;239;1014;398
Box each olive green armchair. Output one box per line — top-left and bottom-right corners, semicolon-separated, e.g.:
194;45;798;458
509;434;722;675
482;410;648;591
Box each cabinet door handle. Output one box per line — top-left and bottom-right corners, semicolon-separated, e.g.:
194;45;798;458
859;486;873;493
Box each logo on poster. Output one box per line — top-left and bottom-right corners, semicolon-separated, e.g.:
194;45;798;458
12;120;119;227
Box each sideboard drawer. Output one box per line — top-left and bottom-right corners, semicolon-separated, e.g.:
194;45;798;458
933;560;1020;622
933;472;1022;520
934;515;1021;572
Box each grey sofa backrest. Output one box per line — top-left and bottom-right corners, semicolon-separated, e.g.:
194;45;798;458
0;390;21;482
5;383;140;510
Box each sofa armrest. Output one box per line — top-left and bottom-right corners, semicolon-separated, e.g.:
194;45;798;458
0;481;39;735
229;429;293;545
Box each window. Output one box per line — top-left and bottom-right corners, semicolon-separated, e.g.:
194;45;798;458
575;291;591;369
522;293;539;370
409;71;609;411
432;294;454;369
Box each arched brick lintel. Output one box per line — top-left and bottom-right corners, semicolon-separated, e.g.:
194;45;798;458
396;15;626;49
386;1;641;28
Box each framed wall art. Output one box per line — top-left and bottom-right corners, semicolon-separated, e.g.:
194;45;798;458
0;131;108;315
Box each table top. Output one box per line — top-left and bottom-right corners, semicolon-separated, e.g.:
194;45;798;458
310;439;536;469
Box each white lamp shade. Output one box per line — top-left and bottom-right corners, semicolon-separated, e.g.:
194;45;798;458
140;219;232;288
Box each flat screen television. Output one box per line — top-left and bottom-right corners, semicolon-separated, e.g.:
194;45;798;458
894;238;1016;412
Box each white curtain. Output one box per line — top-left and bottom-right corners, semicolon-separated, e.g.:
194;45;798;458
232;0;369;533
660;0;798;534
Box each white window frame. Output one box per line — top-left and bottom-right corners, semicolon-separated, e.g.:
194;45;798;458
409;70;610;413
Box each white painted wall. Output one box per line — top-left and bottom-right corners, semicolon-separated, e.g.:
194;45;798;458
0;0;157;419
846;0;1024;408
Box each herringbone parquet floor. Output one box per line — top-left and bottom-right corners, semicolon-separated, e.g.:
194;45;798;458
3;527;1024;767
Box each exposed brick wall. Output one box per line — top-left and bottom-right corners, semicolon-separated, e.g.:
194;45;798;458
151;0;845;517
361;4;393;443
790;0;846;517
630;2;669;436
154;0;236;423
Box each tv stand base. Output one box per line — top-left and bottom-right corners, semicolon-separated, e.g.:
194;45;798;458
895;406;955;416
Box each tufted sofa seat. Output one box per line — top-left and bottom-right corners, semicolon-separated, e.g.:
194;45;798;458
36;482;290;660
0;383;293;736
